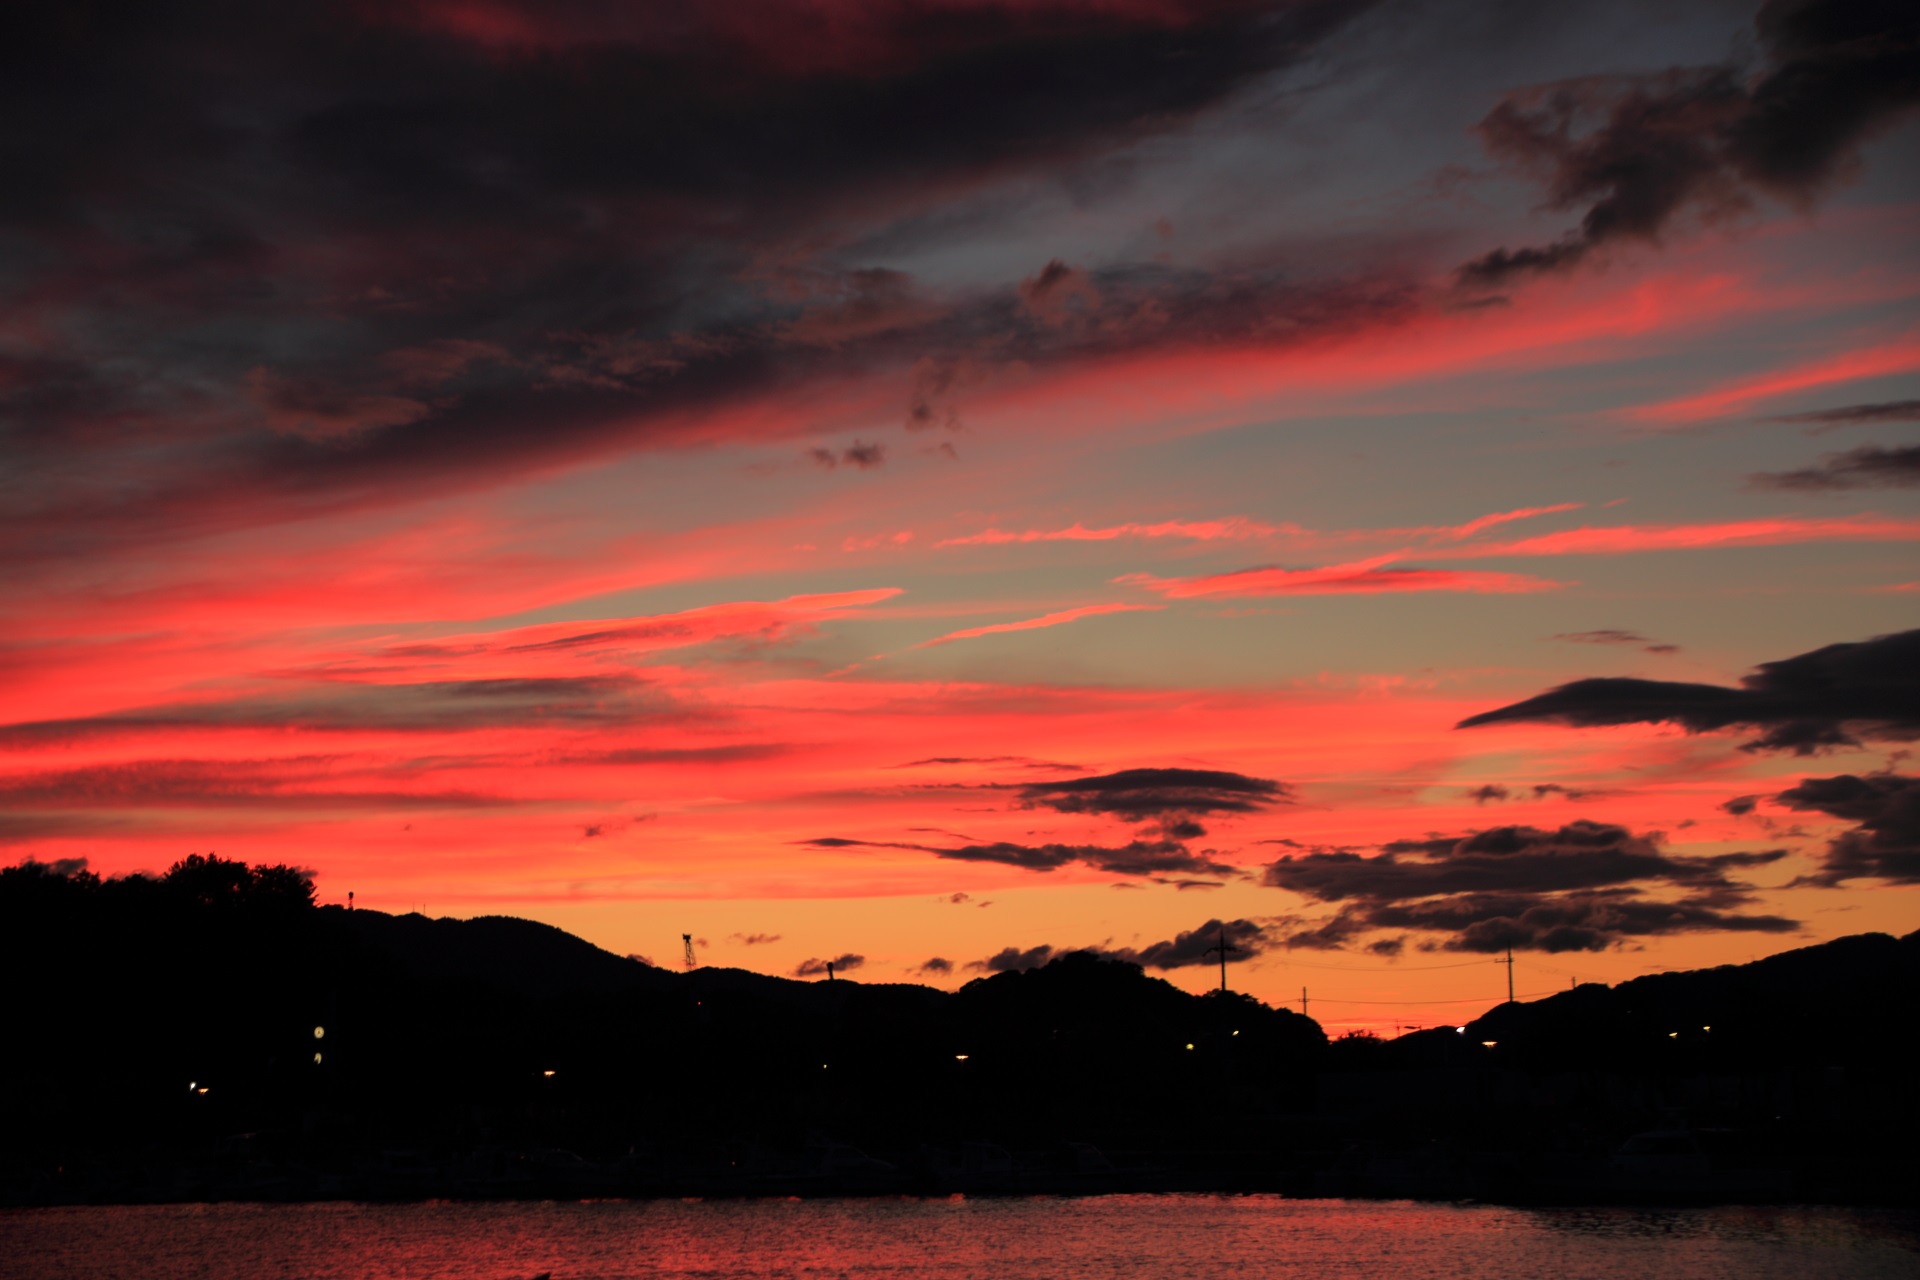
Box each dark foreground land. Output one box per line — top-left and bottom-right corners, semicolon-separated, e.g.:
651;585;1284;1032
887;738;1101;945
4;857;1916;1207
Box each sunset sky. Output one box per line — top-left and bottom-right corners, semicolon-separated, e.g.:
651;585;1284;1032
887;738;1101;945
3;0;1916;1030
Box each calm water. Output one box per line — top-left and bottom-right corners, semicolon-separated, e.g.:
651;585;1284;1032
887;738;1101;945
3;1197;1916;1280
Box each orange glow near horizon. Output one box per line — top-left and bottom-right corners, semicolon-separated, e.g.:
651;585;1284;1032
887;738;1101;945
4;2;1917;1035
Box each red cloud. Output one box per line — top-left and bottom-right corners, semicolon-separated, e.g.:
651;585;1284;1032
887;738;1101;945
1446;515;1920;559
411;588;905;660
1116;556;1564;599
935;503;1589;553
1625;334;1920;424
937;517;1286;547
908;602;1164;650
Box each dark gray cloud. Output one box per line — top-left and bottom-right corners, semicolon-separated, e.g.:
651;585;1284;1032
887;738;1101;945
1762;399;1920;427
0;675;669;747
893;756;1081;771
1279;913;1373;950
1552;629;1680;655
1459;1;1920;288
1749;443;1920;491
969;943;1063;974
1555;628;1651;646
1774;772;1920;885
1361;888;1799;953
0;0;1388;563
800;833;1236;877
1018;766;1290;836
1266;820;1776;901
965;916;1275;973
1123;917;1272;969
1022;766;1289;818
809;441;887;470
916;956;953;975
0;813;132;845
793;953;864;978
1465;782;1605;805
1532;783;1606;801
1263;819;1796;952
729;932;781;946
1458;629;1920;754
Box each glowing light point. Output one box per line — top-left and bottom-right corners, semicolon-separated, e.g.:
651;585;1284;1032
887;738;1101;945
313;1052;323;1065
313;1026;325;1040
954;1054;969;1061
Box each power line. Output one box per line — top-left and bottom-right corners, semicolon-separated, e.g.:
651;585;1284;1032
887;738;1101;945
1520;957;1588;980
1280;955;1495;973
1307;989;1560;1006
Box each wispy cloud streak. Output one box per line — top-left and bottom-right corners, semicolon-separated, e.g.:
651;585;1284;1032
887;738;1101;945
907;603;1164;650
1445;515;1920;559
1117;556;1564;599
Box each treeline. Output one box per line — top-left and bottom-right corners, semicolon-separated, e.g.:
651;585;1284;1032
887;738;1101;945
3;856;1916;1204
0;856;1324;1167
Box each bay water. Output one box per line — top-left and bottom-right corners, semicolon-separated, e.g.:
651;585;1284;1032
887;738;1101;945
4;1195;1916;1280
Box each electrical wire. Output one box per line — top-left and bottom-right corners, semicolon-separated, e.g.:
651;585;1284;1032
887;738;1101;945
1278;955;1496;973
1305;989;1559;1005
1518;957;1589;980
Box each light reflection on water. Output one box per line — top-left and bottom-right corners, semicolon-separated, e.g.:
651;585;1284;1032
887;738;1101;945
2;1197;1916;1280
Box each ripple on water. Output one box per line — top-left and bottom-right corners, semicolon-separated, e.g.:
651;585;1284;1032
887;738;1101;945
2;1197;1918;1280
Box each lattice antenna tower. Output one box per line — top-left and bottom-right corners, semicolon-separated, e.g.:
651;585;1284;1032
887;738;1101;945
683;933;696;970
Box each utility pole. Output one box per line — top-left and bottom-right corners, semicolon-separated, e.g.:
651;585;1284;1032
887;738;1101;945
1300;986;1308;1017
1202;921;1242;994
1498;947;1515;1004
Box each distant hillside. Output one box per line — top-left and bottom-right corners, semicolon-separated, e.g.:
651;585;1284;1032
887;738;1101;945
340;909;675;998
1466;929;1920;1070
2;855;1915;1205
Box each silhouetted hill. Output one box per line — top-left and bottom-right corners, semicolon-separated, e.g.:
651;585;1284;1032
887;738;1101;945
1465;929;1920;1071
339;909;676;999
1;856;1914;1205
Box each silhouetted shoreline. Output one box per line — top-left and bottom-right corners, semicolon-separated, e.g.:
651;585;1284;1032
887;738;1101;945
4;857;1915;1208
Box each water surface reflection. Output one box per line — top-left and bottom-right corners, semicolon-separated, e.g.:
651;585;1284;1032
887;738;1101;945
3;1196;1916;1280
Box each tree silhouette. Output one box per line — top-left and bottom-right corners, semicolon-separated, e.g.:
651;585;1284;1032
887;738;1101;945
163;853;315;913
